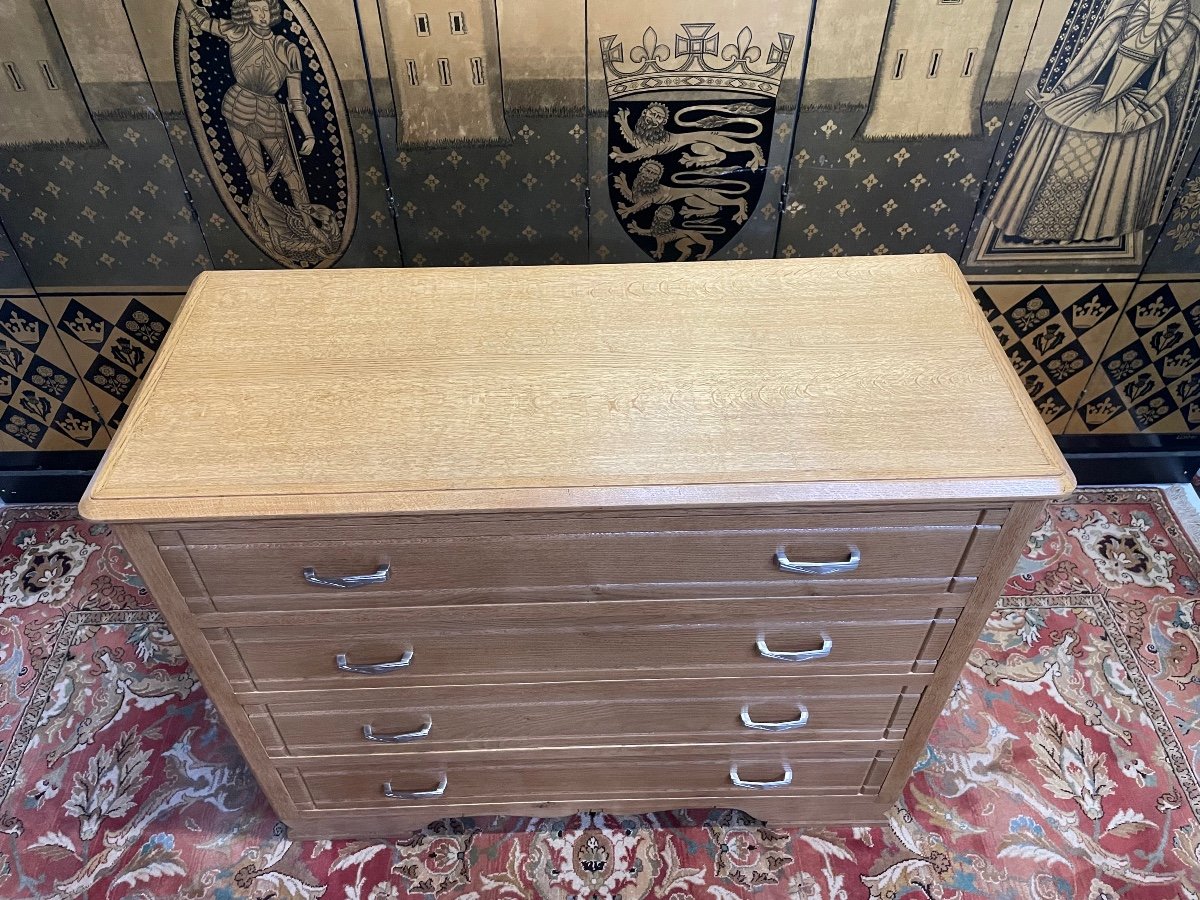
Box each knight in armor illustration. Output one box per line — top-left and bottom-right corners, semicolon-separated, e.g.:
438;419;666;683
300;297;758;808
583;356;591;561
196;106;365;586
180;0;338;265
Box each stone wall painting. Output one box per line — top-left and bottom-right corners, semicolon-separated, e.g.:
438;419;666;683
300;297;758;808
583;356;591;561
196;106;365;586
0;1;101;150
175;0;357;269
967;0;1200;275
775;0;1038;261
587;2;812;264
1065;280;1200;433
123;0;401;270
363;0;591;267
5;0;1200;451
0;2;210;288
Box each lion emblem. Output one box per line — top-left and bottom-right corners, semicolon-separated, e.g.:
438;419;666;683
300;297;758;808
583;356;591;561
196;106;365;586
613;160;750;225
610;101;768;170
626;205;720;260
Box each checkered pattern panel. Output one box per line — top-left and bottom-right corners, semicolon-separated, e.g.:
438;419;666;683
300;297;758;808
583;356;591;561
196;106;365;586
972;282;1127;433
0;295;108;450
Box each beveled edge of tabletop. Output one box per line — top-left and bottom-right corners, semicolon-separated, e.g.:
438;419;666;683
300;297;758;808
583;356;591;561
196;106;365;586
78;257;1078;524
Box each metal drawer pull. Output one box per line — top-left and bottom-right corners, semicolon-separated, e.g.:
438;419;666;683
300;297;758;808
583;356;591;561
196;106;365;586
363;718;432;743
774;546;860;576
740;703;809;731
756;634;832;663
303;563;391;589
730;762;793;790
382;774;447;800
335;649;413;674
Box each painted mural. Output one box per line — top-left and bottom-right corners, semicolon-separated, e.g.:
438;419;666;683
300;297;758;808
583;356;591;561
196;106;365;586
6;0;1200;453
175;0;357;268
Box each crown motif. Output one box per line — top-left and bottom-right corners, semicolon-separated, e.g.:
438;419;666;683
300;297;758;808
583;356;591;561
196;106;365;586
600;24;793;99
4;313;41;346
1037;394;1066;419
57;411;93;440
1133;297;1172;330
1162;347;1197;380
1186;402;1200;425
1070;295;1112;330
1084;398;1119;425
66;311;107;346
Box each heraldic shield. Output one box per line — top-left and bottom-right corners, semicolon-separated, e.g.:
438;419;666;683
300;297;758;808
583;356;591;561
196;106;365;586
175;0;357;269
601;24;792;262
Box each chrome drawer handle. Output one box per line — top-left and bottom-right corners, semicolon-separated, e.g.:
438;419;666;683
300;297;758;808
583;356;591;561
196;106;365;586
335;649;413;675
363;717;432;743
303;563;391;589
730;762;793;790
382;774;447;800
740;703;809;731
756;634;832;663
774;546;860;575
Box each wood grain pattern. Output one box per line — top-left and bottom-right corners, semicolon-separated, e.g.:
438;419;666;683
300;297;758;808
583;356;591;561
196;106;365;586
246;675;930;758
169;524;990;604
80;256;1073;523
279;746;897;811
203;598;959;691
86;256;1077;836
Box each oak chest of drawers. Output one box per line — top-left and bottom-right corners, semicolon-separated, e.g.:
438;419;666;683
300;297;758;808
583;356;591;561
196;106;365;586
80;256;1074;839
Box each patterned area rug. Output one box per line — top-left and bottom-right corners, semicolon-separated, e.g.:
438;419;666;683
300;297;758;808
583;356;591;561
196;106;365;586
1;489;1200;899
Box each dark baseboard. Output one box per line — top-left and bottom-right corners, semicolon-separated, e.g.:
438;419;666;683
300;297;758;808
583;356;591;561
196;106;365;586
0;437;1197;506
1058;435;1200;486
0;451;103;505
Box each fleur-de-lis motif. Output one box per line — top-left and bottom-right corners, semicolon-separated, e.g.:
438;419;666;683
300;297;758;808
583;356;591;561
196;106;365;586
721;27;761;63
629;27;670;65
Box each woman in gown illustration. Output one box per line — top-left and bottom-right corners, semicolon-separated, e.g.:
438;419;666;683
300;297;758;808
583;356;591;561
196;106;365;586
985;0;1200;244
179;0;338;265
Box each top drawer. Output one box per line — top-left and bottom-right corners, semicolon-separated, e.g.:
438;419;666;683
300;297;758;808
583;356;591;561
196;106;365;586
156;507;1001;611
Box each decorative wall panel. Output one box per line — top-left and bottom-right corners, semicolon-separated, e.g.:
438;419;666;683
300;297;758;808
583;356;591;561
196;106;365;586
40;293;184;435
0;292;109;452
0;0;210;288
972;281;1131;433
364;0;590;267
123;0;403;269
2;0;1200;455
586;4;810;263
1065;281;1200;434
964;0;1200;277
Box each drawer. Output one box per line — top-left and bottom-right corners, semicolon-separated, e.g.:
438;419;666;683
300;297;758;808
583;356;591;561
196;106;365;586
277;746;898;812
162;516;996;611
247;675;928;758
206;597;959;693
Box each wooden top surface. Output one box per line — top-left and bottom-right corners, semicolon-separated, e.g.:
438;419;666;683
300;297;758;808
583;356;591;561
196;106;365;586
80;256;1074;522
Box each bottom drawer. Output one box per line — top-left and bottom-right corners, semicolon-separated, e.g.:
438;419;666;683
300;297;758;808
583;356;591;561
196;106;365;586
277;746;896;813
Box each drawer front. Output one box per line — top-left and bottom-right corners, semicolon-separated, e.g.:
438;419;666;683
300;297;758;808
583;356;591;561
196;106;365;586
166;519;995;609
248;675;928;758
278;747;897;811
205;597;959;692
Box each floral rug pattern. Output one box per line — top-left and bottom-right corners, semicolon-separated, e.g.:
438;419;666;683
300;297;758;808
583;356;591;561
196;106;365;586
0;490;1199;898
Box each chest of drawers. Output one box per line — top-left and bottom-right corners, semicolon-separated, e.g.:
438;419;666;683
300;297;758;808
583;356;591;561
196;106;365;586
80;256;1074;839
